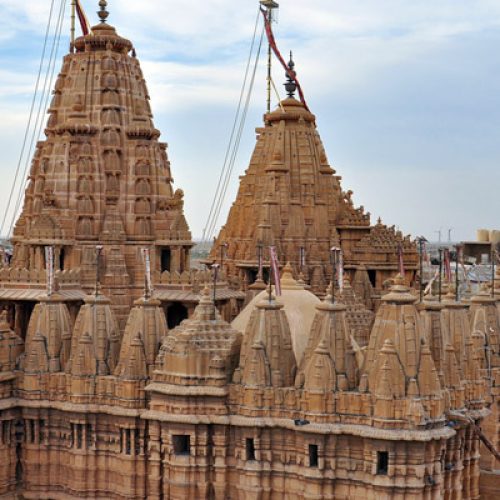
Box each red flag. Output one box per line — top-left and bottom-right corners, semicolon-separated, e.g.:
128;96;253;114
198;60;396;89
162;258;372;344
260;8;310;111
76;0;91;36
269;246;282;296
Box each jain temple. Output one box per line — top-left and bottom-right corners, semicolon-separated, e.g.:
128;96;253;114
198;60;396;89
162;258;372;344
0;1;498;499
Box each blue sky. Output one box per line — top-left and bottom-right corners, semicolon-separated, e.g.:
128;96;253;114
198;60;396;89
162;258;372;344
0;0;499;242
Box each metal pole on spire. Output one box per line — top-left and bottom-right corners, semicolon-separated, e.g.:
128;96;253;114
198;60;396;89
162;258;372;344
71;0;76;46
260;1;279;113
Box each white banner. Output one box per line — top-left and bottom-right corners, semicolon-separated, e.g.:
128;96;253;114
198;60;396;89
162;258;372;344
45;246;54;296
141;248;153;298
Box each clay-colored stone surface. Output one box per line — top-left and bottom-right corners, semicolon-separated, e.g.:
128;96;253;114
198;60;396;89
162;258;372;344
210;98;418;298
0;6;498;500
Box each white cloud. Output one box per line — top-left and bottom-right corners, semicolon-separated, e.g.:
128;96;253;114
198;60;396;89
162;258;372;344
0;0;499;240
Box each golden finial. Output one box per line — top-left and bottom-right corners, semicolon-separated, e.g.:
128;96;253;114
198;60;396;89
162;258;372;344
98;0;109;23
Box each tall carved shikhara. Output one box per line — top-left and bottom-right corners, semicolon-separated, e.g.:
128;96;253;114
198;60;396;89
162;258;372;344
0;7;499;500
10;17;192;324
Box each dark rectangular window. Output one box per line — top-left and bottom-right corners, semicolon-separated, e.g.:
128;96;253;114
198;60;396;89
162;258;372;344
173;434;190;456
59;248;65;270
309;444;319;468
125;429;131;455
25;420;36;444
39;419;45;443
377;451;389;475
76;424;83;449
134;429;141;455
161;249;171;273
368;269;377;288
246;438;256;461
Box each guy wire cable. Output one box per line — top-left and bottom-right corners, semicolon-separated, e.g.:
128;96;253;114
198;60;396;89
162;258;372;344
8;0;68;236
202;6;262;243
0;0;57;236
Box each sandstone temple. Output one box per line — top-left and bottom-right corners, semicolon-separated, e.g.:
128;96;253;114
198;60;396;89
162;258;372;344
209;91;418;303
0;2;498;499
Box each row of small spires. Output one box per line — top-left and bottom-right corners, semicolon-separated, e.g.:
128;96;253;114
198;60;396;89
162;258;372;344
3;270;496;386
0;270;491;435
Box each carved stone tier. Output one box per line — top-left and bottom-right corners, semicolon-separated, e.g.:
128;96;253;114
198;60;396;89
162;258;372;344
210;97;418;299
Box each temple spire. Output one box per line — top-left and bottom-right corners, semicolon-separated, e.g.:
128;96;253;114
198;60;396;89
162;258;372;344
98;0;109;23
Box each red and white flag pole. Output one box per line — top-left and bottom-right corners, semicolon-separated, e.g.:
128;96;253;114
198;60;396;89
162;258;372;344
269;246;282;297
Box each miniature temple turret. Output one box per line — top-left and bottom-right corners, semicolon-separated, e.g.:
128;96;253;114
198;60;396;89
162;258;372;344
210;68;417;298
24;294;72;373
420;289;471;412
363;275;447;426
302;338;337;392
115;296;167;378
353;265;375;310
67;293;120;376
0;311;23;374
364;275;423;379
370;340;406;416
338;276;375;347
236;294;296;388
297;287;355;392
116;333;148;382
148;286;241;424
444;341;466;407
24;332;49;375
71;331;97;377
153;286;241;388
232;263;319;365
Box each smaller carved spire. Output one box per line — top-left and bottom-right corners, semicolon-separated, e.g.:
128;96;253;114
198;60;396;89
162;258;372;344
371;339;405;399
238;299;296;388
115;296;166;378
303;338;336;392
120;334;148;380
73;332;97;377
25;332;49;374
284;51;297;98
0;311;23;372
297;296;354;390
67;294;120;376
98;0;109;23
